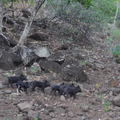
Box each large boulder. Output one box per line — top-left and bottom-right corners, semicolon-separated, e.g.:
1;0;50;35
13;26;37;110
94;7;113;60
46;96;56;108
9;50;22;66
0;50;21;70
39;60;61;73
66;50;84;60
29;62;41;75
61;59;87;82
0;31;10;48
29;32;49;41
14;45;38;66
47;51;65;64
113;96;120;107
34;45;51;58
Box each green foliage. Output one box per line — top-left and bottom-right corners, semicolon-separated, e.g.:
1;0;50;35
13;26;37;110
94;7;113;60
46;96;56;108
102;101;112;112
98;94;102;100
1;0;35;5
113;44;120;57
112;29;120;40
102;101;111;106
31;66;39;73
67;0;93;8
34;118;38;120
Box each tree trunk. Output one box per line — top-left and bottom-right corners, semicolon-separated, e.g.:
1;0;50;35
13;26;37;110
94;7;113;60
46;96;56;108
113;0;119;26
17;0;45;46
0;2;3;32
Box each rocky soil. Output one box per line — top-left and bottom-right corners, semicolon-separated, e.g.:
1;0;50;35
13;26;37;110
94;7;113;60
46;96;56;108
1;6;120;120
0;34;120;120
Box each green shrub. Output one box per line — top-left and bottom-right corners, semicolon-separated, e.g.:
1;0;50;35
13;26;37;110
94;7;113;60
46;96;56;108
113;44;120;57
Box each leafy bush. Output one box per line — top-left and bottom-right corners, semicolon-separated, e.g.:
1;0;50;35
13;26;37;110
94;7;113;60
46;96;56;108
113;44;120;57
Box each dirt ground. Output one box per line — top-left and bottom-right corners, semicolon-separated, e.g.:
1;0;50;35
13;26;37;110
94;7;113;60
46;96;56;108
0;30;120;120
0;6;120;120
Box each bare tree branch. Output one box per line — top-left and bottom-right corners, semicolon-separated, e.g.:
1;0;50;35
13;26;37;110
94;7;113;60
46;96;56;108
18;0;45;46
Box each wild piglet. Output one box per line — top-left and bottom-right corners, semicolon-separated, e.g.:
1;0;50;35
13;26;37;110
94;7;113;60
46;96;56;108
50;82;64;96
7;74;27;88
16;81;31;94
59;83;74;96
63;85;82;99
31;80;50;93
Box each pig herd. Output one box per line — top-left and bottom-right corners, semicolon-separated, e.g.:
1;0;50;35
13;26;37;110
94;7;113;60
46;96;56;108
7;74;82;99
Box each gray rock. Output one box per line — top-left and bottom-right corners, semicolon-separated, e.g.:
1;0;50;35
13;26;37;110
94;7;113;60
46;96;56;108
13;99;21;105
5;89;12;94
68;111;74;118
58;104;69;109
19;46;35;65
0;113;5;117
20;116;28;120
82;105;89;112
81;116;86;120
34;46;50;57
39;60;61;73
61;59;87;82
0;31;10;47
14;68;23;75
47;51;65;63
0;91;3;95
0;50;15;70
0;83;3;89
83;84;91;91
17;102;32;113
60;95;66;101
27;110;39;120
113;96;120;107
67;50;84;60
49;112;56;118
30;62;41;75
112;117;120;120
4;99;12;104
29;32;49;41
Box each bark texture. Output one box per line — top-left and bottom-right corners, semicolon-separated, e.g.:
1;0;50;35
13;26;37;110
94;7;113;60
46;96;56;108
0;2;3;32
18;0;45;46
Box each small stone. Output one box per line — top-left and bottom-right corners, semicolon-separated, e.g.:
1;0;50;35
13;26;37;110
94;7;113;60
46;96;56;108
58;104;68;109
81;116;86;120
82;105;89;112
17;102;32;113
5;89;12;94
0;113;5;117
4;99;12;104
61;113;66;117
49;112;56;118
76;112;83;116
28;110;39;120
0;83;3;89
68;111;74;118
13;99;21;105
83;84;91;91
112;79;119;87
60;95;66;101
109;91;113;97
113;96;120;107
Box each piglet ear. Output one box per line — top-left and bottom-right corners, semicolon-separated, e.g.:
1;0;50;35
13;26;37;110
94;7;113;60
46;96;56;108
77;85;80;88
